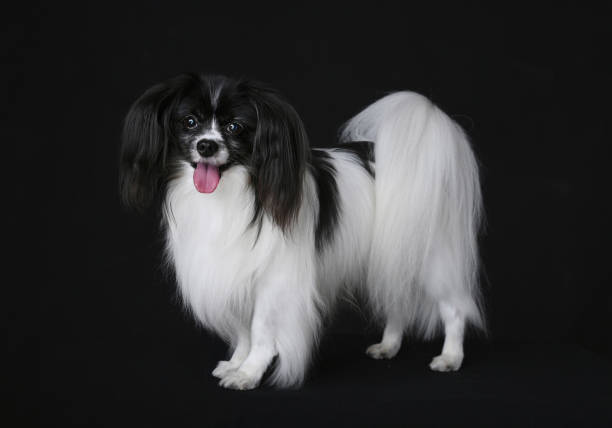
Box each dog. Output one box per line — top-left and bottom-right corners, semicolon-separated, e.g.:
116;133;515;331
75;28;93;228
119;74;484;390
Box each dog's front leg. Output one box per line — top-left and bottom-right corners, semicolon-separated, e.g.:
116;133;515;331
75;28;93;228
212;326;250;379
218;285;278;390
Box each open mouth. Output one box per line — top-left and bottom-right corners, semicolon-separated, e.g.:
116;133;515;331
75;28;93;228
191;162;221;193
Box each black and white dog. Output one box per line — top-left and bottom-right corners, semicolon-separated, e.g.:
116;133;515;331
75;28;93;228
120;74;484;390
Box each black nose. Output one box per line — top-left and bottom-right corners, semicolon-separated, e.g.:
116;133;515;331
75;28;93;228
196;139;219;157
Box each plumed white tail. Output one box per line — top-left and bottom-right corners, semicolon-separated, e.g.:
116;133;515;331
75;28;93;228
341;92;484;338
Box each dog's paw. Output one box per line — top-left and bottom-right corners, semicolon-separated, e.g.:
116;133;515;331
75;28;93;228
212;361;239;379
218;370;260;390
429;353;463;372
366;342;400;360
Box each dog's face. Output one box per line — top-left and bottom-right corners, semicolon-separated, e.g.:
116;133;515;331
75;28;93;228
171;77;258;193
120;74;310;229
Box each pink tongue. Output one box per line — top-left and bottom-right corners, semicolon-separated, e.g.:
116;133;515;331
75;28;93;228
193;163;220;193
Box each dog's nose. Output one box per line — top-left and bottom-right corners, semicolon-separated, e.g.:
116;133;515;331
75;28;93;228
196;139;219;157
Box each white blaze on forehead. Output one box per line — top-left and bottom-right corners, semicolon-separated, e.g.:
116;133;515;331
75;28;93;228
210;81;223;109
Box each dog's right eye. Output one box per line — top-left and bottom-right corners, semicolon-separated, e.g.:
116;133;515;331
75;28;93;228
182;116;198;130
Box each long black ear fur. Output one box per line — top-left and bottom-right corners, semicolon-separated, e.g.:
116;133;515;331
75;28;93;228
119;75;194;211
243;82;310;231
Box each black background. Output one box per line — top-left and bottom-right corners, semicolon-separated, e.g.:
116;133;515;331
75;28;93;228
12;2;612;427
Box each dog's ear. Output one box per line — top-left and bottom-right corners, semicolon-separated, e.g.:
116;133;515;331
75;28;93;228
119;75;193;211
243;82;310;231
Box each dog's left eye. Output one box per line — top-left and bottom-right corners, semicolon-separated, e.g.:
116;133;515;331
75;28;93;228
182;116;198;130
225;122;243;135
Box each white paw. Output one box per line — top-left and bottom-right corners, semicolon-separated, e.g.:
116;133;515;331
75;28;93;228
366;342;400;360
218;370;261;390
212;360;239;379
429;353;463;372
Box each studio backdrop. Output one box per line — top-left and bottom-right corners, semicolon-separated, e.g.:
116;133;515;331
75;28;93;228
16;2;611;427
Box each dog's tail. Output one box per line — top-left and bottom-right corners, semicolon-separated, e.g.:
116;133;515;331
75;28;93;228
340;92;484;337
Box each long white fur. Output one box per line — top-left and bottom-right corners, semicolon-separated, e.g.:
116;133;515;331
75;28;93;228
164;163;321;388
341;92;483;333
163;91;483;389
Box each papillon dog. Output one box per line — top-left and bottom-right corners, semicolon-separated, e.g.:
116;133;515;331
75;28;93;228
119;74;484;390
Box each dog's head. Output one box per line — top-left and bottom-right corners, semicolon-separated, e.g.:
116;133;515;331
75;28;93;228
119;74;309;229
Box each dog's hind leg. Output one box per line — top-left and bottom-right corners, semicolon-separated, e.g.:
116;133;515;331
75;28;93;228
429;300;465;372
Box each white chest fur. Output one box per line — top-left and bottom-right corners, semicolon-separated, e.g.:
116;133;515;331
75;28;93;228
163;163;281;332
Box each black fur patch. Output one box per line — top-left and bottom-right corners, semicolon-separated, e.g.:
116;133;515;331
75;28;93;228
309;141;374;250
334;141;375;177
310;149;340;250
244;81;309;232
